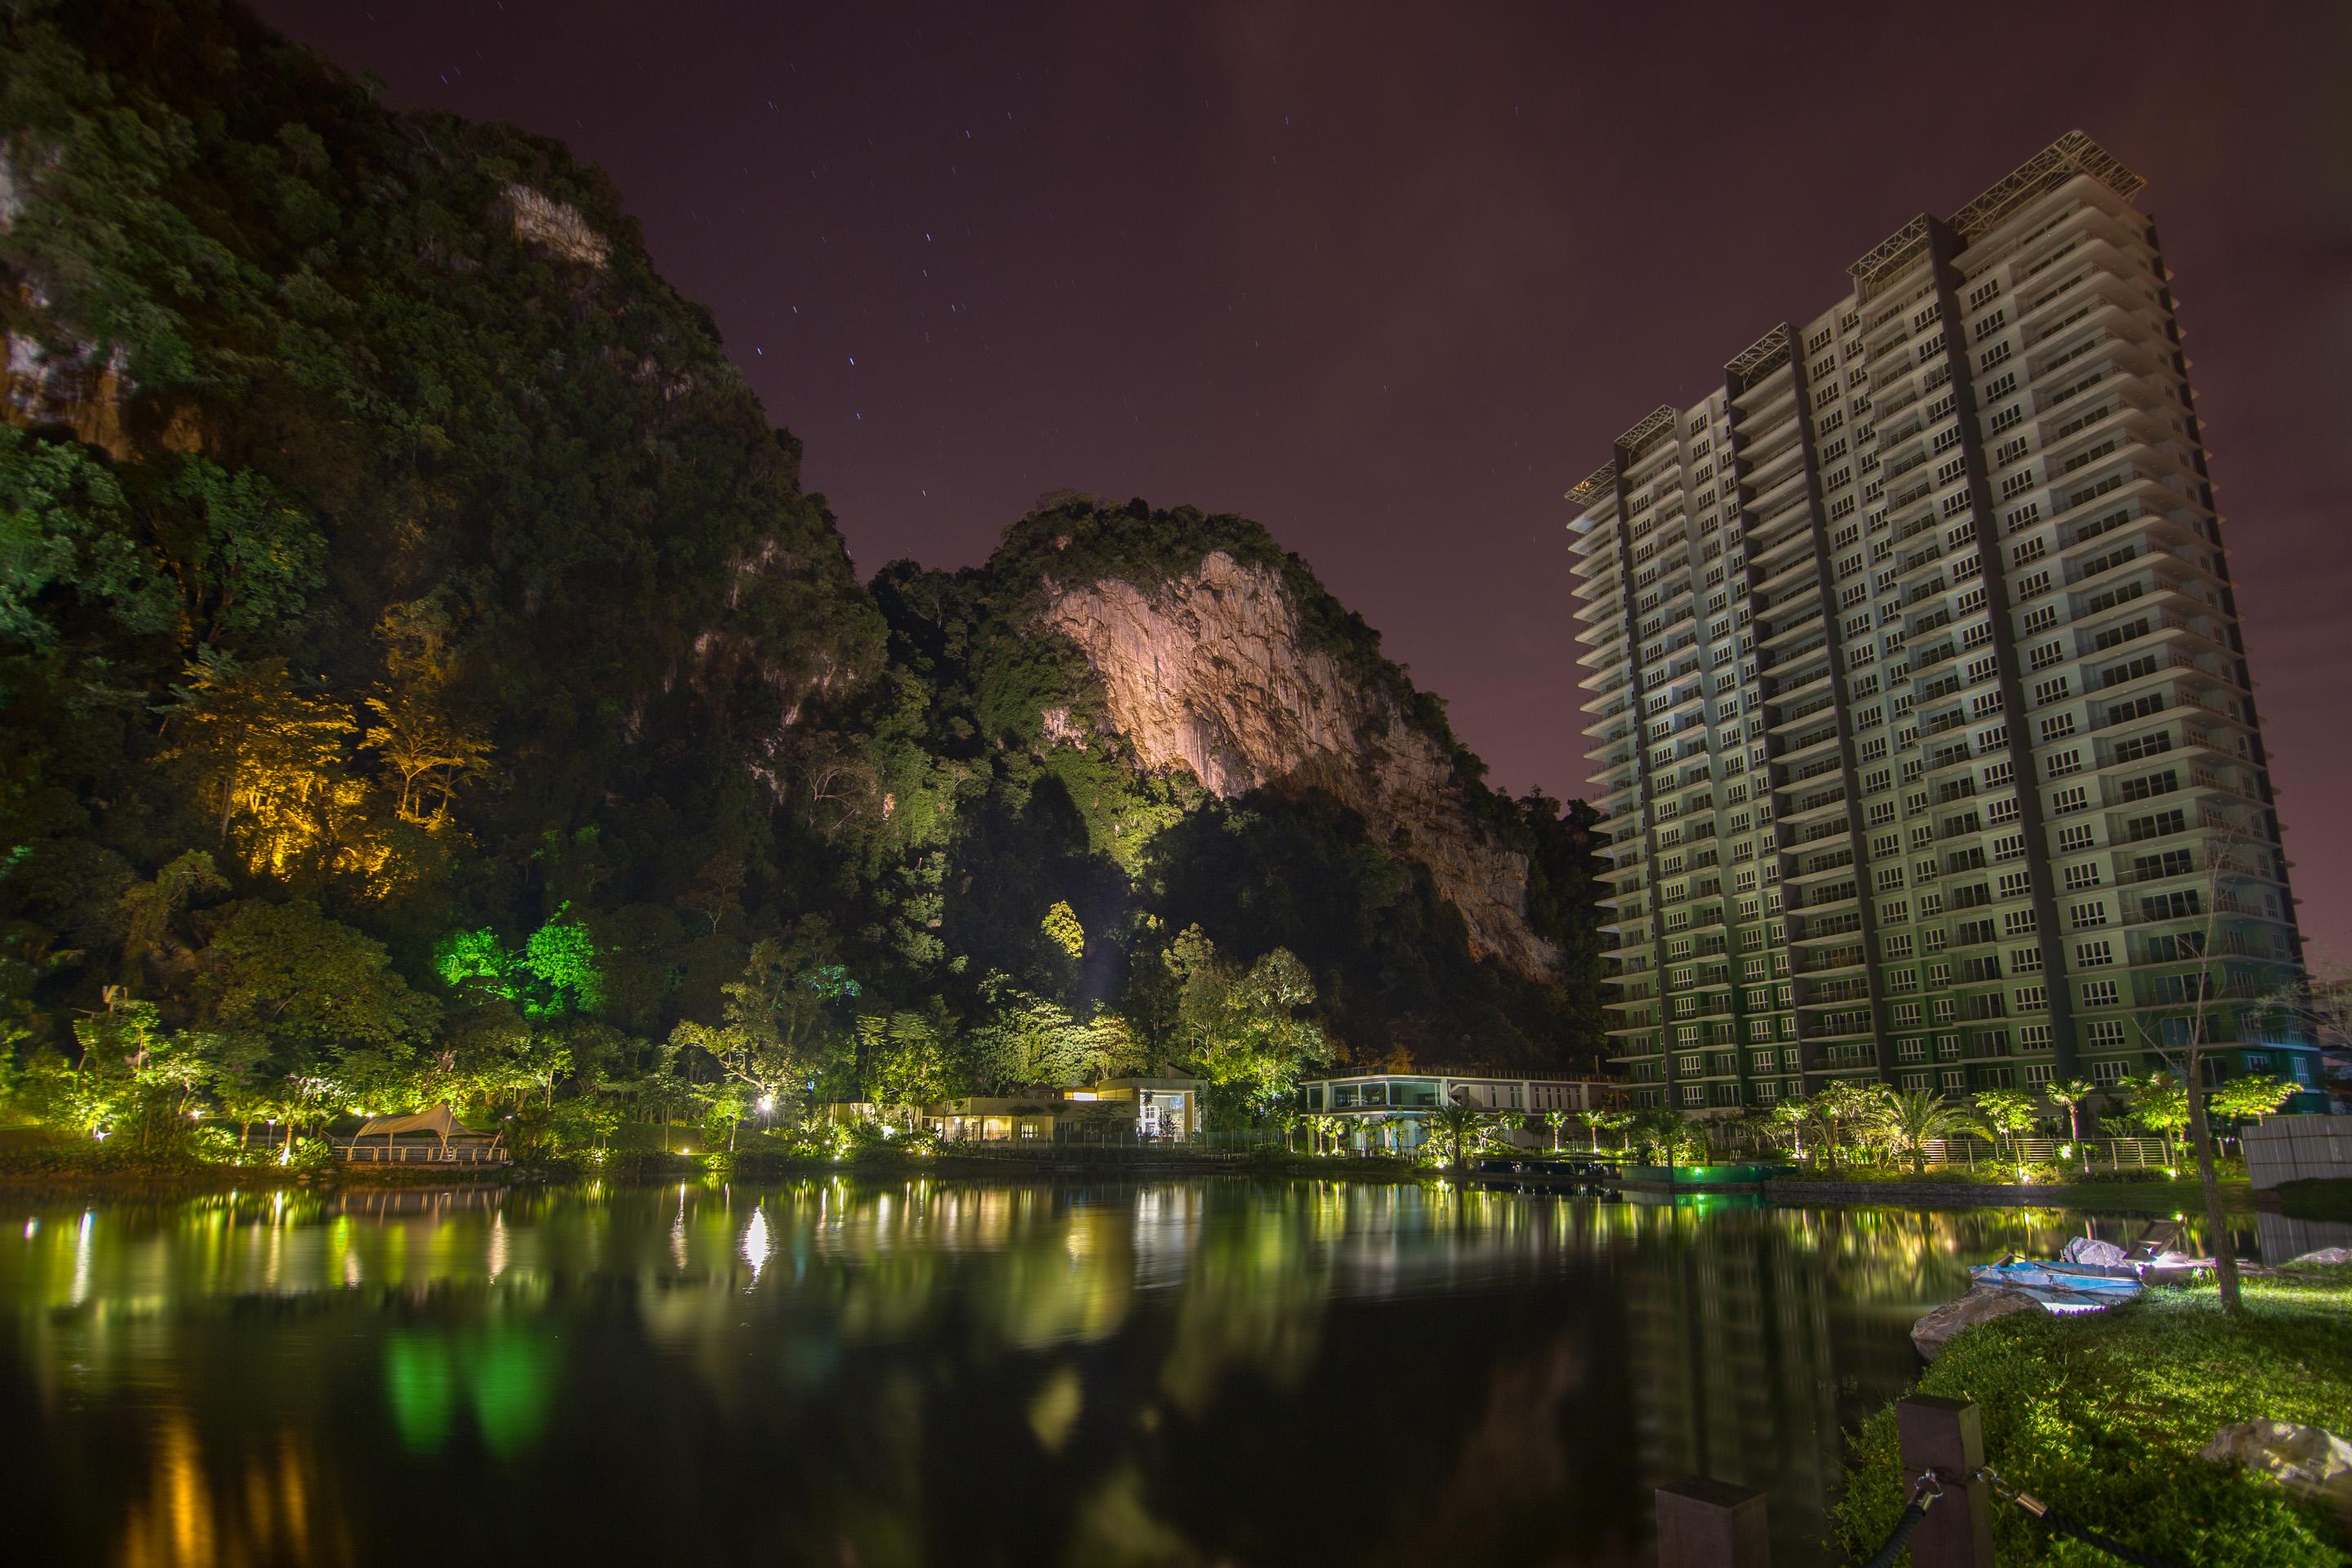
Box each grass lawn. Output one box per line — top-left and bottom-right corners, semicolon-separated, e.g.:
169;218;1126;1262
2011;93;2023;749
1833;1263;2352;1566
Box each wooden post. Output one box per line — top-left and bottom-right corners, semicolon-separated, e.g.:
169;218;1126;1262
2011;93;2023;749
1655;1477;1768;1568
1895;1396;1993;1568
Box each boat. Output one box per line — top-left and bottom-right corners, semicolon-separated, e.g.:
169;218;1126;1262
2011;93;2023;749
1967;1257;2145;1312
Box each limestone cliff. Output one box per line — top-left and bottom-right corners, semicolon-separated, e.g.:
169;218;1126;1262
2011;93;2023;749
1043;550;1558;978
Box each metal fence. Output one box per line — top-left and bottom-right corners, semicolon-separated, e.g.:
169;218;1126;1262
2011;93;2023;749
1917;1135;2181;1169
338;1143;511;1165
940;1127;1295;1162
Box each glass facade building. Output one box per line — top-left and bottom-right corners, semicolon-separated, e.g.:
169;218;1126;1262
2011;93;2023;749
1566;133;2314;1112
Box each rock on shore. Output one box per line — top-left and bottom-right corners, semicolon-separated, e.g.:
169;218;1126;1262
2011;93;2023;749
1911;1286;2047;1361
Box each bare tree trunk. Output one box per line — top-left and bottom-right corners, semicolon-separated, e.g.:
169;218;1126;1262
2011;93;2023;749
2187;1049;2242;1313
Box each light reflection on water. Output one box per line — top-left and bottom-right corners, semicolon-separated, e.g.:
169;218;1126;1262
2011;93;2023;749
2;1180;2341;1568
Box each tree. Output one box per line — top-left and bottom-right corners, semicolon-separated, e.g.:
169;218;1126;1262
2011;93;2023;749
361;683;491;823
117;849;228;982
1971;1088;2038;1159
965;978;1139;1092
1423;1096;1502;1171
1302;1112;1348;1156
1809;1081;1889;1174
1628;1107;1701;1169
1771;1093;1812;1160
671;935;863;1117
2129;821;2281;1316
1575;1107;1631;1154
196;899;438;1069
164;653;365;877
2043;1077;2096;1144
861;1008;959;1126
1881;1090;1983;1176
1163;927;1330;1120
2123;1071;2191;1165
2209;1073;2295;1125
1040;900;1085;961
434;903;605;1019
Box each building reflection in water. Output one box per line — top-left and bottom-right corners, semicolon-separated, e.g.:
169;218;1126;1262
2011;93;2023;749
5;1180;2334;1567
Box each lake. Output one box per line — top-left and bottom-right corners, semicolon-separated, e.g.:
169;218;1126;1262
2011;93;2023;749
2;1178;2333;1566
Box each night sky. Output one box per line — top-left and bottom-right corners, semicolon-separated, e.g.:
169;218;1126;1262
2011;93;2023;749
250;2;2352;964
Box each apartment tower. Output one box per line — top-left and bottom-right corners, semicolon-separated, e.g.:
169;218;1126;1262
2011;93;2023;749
1566;132;2313;1111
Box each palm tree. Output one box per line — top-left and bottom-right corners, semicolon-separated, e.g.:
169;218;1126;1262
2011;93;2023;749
1424;1099;1494;1171
1972;1087;2038;1160
1880;1090;1984;1175
2043;1077;2096;1145
1575;1107;1632;1154
1630;1107;1696;1169
1543;1108;1572;1152
1810;1081;1887;1174
1771;1094;1811;1160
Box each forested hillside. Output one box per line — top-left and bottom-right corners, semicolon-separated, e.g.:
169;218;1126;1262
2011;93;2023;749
0;0;1604;1154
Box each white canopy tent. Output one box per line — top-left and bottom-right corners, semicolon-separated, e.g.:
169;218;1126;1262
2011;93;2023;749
353;1104;492;1148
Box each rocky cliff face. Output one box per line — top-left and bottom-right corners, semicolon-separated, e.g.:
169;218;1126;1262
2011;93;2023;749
1044;550;1557;978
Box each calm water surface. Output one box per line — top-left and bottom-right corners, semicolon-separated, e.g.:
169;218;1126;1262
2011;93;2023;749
3;1178;2334;1567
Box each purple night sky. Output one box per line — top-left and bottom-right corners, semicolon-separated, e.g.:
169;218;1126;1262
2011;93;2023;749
252;1;2352;963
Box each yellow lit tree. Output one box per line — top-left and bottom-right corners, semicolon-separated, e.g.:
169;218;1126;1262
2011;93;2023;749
165;653;369;879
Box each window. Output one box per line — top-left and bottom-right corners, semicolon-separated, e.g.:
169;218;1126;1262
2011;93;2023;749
2057;823;2096;853
2076;938;2114;968
2090;1056;2128;1082
2087;1021;2128;1049
2069;900;2109;930
2082;979;2120;1007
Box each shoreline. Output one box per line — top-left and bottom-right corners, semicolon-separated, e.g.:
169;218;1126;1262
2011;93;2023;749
0;1149;1433;1199
0;1155;2270;1213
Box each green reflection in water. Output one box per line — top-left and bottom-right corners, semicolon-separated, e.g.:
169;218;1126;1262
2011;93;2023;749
384;1325;560;1457
385;1334;458;1453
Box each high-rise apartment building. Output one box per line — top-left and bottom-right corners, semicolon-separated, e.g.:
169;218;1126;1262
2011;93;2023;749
1566;132;2314;1111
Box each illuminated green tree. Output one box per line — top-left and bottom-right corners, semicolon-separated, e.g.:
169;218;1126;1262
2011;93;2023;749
671;935;861;1117
2042;1076;2096;1143
1809;1081;1890;1172
1040;900;1085;961
434;903;604;1019
1628;1107;1703;1169
861;1007;959;1125
1971;1087;2038;1158
1881;1090;1983;1175
1771;1093;1813;1160
2123;1071;2191;1164
2209;1073;2295;1125
1302;1112;1347;1155
1164;927;1330;1119
1575;1107;1631;1153
1422;1097;1506;1170
966;977;1139;1092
